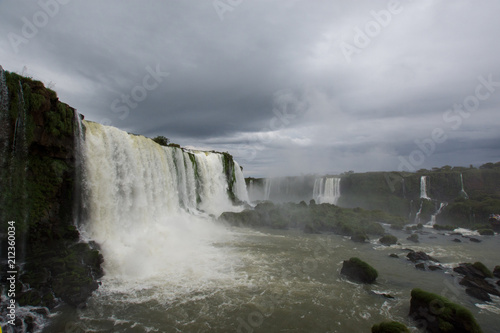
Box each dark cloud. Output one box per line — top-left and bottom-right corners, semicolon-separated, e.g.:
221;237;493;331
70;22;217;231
1;0;500;176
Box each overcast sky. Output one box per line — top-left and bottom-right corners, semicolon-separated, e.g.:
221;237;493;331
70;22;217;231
1;0;499;177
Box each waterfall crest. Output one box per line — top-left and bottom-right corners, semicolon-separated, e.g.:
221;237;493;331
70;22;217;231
420;176;430;200
313;177;341;205
81;121;247;280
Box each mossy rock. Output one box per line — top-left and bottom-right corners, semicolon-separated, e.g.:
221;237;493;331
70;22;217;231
371;321;410;333
409;288;483;333
340;257;378;284
379;234;398;245
472;262;494;278
477;229;494;236
407;233;419;243
351;232;368;243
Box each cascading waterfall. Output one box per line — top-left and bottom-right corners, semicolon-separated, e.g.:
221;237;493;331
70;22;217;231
80;121;247;282
420;176;430;200
460;173;469;199
313;177;341;205
428;202;448;226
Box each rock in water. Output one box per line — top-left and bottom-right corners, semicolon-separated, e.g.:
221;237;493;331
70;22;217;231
407;233;419;243
379;234;398;246
493;265;500;279
406;251;439;263
351;233;368;243
340;257;378;284
409;288;483;333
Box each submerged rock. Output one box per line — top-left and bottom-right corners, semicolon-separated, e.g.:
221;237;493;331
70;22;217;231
452;238;462;243
340;257;378;284
409;288;483;333
428;265;442;271
389;253;399;258
371;321;409;333
415;263;425;271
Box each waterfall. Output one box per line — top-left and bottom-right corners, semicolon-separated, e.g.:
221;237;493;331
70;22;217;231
264;178;272;200
460;173;469;199
414;201;423;223
420;176;430;200
80;121;248;279
313;177;340;205
427;202;448;226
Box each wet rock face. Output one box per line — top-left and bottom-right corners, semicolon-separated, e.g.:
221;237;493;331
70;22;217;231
0;70;102;315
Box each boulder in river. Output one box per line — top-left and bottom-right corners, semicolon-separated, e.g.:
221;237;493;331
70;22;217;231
340;257;378;284
406;251;439;263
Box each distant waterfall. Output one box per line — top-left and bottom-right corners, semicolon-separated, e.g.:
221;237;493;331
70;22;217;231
460;173;469;199
313;177;341;205
81;121;248;278
264;178;272;200
420;176;430;200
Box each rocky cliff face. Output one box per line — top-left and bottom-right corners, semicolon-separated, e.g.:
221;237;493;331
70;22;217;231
0;67;102;330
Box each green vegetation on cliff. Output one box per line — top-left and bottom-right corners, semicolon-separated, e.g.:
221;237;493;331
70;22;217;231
0;68;103;313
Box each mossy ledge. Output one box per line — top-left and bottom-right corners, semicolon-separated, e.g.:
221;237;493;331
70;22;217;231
409;288;483;333
0;68;103;323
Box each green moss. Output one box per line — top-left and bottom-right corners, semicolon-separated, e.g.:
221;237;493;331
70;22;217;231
371;321;409;333
410;288;483;333
472;262;494;278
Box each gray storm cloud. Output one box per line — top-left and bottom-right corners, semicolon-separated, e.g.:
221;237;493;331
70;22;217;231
1;0;499;176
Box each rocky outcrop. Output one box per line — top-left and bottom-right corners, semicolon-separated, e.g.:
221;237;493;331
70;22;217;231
409;288;483;333
453;263;500;302
340;257;378;284
0;68;103;329
406;251;439;263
